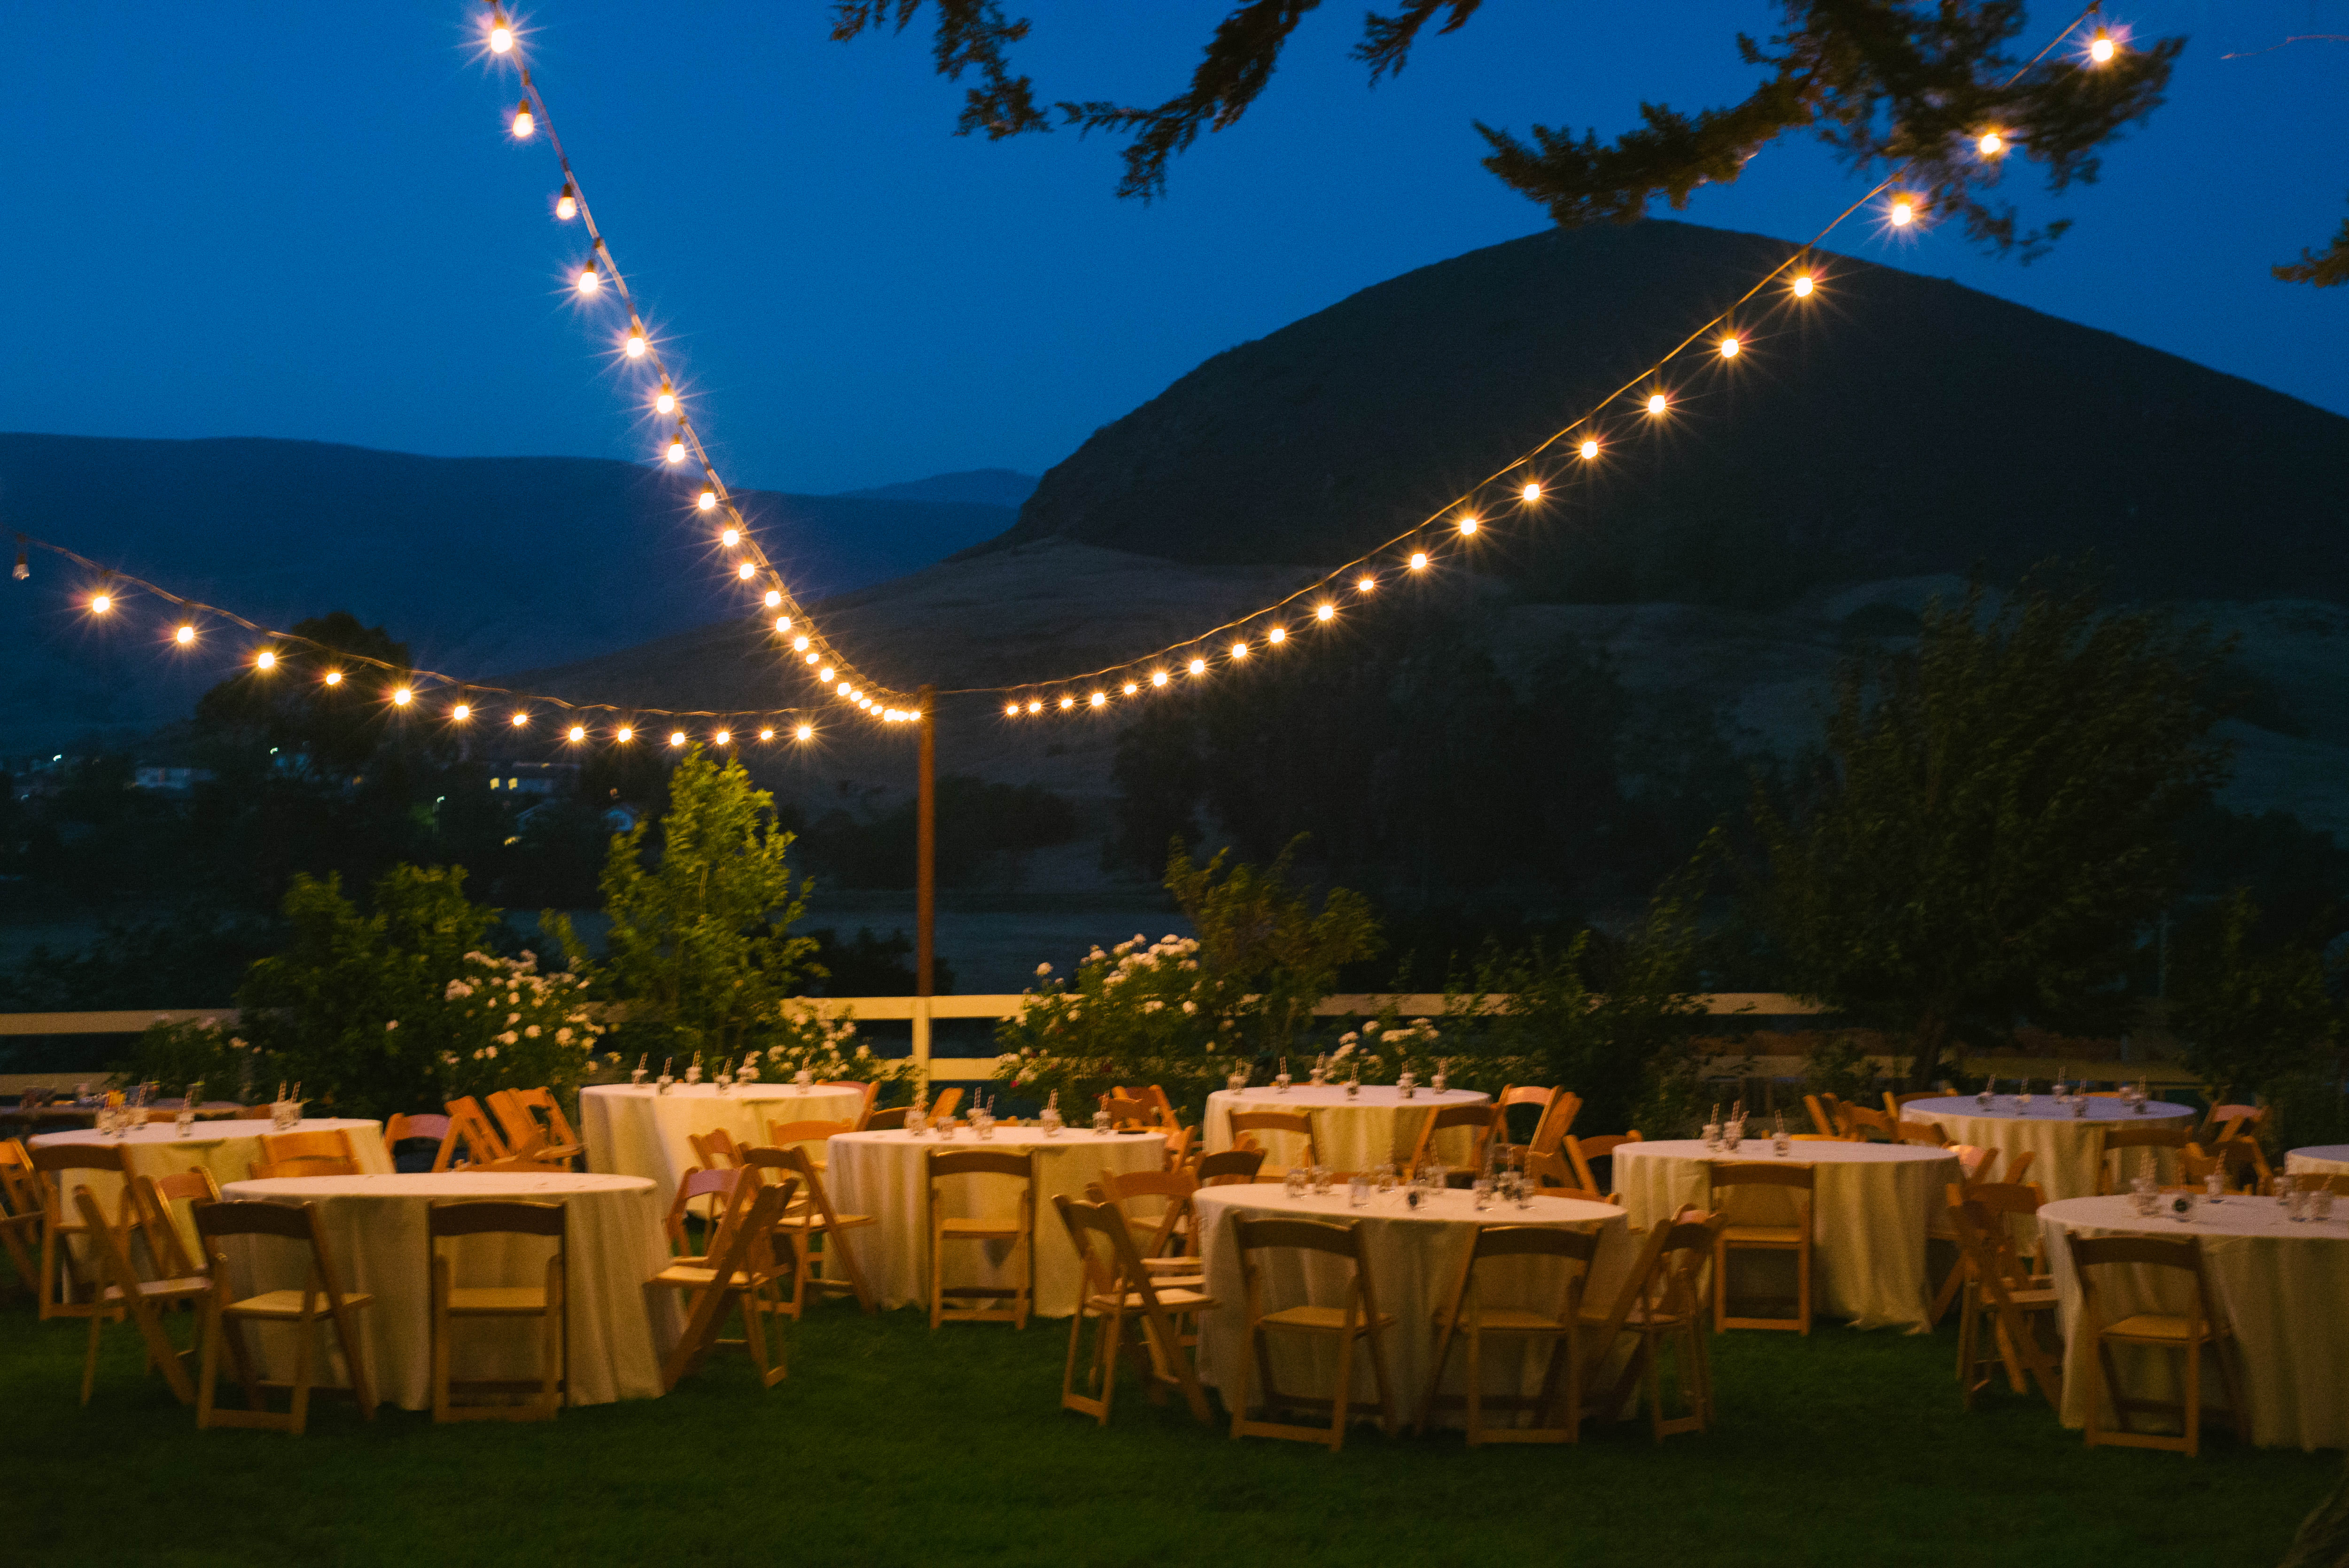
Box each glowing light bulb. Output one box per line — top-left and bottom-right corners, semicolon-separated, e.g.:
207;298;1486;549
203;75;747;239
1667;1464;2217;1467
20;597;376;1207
174;624;195;645
555;184;576;221
323;670;343;686
795;724;813;740
1457;515;1478;536
1267;627;1286;644
256;650;277;670
510;711;529;728
714;730;731;745
391;687;412;706
766;592;784;610
655;382;676;415
1188;658;1207;676
736;563;755;581
665;435;686;464
568;725;586;742
489;18;514;54
1719;335;1740;358
89;593;111;614
669;730;686;747
576;262;599;293
453;703;471;721
721;528;740;547
698;490;717;512
1027;700;1042;714
1005;703;1020;718
1521;482;1542;502
1579;438;1601;459
758;728;774;741
1408;552;1429;571
1089;692;1106;708
616;726;633;742
818;665;835;683
2089;32;2116;63
512;101;534;138
835;682;852;697
1230;642;1248;660
1889;197;1916;226
624;328;647;359
776;615;793;630
1122;682;1139;695
1791;273;1815;298
1646;392;1669;415
1151;671;1168;687
1315;603;1335;622
1356;575;1376;593
793;636;810;652
804;653;817;666
1977;131;2004;156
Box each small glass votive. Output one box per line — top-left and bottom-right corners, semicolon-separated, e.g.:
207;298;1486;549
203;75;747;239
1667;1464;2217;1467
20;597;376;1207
1347;1175;1370;1208
2311;1183;2337;1222
2287;1185;2311;1222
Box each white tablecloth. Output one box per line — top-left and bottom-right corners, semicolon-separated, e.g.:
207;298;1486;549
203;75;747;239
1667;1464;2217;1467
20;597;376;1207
1203;1086;1493;1173
825;1127;1167;1318
1192;1184;1630;1429
2287;1146;2349;1178
2038;1195;2349;1451
217;1172;677;1408
32;1118;393;1253
1615;1139;1959;1331
580;1083;867;1211
1899;1097;2195;1201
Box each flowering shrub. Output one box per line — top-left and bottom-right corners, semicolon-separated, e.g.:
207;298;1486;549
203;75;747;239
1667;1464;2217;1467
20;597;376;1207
994;933;1239;1115
754;1001;915;1090
434;950;606;1105
118;1016;266;1101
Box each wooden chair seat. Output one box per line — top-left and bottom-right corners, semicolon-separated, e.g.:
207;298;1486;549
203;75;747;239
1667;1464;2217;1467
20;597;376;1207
650;1262;760;1290
938;1216;1024;1238
194;1198;378;1434
653;1180;795;1390
72;1189;210;1407
101;1275;213;1306
2105;1312;2203;1343
1230;1215;1397;1450
1087;1285;1217;1313
1719;1223;1805;1245
443;1285;551;1314
223;1286;379;1319
1260;1301;1400;1333
772;1210;876;1233
1433;1304;1568;1334
1053;1193;1219;1428
739;1145;879;1320
429;1197;567;1422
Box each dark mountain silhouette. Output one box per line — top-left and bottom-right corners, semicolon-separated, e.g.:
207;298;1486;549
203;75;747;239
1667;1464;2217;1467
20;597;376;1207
987;221;2349;608
0;435;1014;748
840;469;1038;508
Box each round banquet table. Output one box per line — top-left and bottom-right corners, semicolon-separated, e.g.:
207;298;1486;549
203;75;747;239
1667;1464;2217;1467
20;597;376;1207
216;1172;676;1409
1203;1086;1493;1173
1191;1183;1631;1429
1898;1096;2196;1201
825;1127;1167;1318
2287;1145;2349;1178
2038;1195;2349;1451
580;1082;867;1210
1615;1139;1960;1331
31;1118;393;1253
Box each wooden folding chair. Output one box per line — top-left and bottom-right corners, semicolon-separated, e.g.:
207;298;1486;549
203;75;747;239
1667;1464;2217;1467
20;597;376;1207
2068;1232;2247;1457
1408;1102;1498;1178
1582;1210;1725;1441
441;1096;513;1169
1103;1095;1155;1129
1709;1162;1814;1334
384;1111;451;1149
1093;1168;1201;1273
1803;1094;1840;1138
2198;1102;2267;1146
741;1145;878;1317
69;1188;209;1407
1052;1193;1216;1426
1491;1085;1561;1157
766;1118;856;1174
654;1179;796;1390
1196;1149;1266;1187
194;1198;378;1435
818;1080;879;1130
31;1144;131;1322
2183;1139;2272;1195
1160;1123;1198;1171
1228;1110;1316;1176
489;1087;584;1167
1836;1103;1897;1142
429;1198;567;1421
1525;1149;1601;1197
0;1137;46;1293
1419;1223;1598;1444
1884;1091;1937;1123
663;1166;747;1258
127;1169;221;1281
926;1087;964;1123
688;1127;744;1171
1564;1132;1642;1201
249;1128;360;1181
1899;1119;1952;1148
1229;1215;1397;1451
1945;1188;2059;1408
2095;1126;2191;1194
865;1107;912;1132
1112;1085;1180;1129
927;1148;1034;1330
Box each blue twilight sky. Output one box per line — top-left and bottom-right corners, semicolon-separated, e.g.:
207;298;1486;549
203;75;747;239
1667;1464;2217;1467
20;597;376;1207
1;2;2344;497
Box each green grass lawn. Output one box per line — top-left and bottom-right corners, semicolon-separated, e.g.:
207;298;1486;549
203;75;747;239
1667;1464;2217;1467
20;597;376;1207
4;1291;2334;1568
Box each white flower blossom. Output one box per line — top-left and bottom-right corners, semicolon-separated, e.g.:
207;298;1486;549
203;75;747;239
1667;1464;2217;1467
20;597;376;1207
524;1025;541;1039
497;1031;518;1047
1182;1001;1197;1015
1035;962;1053;978
385;1020;399;1032
555;1028;572;1044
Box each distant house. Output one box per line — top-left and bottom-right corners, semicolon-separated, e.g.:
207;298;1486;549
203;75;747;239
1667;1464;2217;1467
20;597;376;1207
483;761;578;798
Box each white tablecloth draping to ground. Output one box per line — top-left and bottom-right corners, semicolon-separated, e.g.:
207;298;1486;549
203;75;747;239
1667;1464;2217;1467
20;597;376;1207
2038;1195;2349;1451
2287;1146;2349;1178
825;1127;1166;1318
217;1172;677;1409
1202;1087;1493;1174
31;1118;393;1254
1615;1139;1959;1331
1191;1184;1630;1429
580;1083;866;1211
1898;1097;2195;1201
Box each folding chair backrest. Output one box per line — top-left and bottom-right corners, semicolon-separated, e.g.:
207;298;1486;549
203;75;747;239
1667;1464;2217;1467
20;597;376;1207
927;1088;964;1122
442;1097;512;1166
1564;1132;1641;1197
249;1155;357;1181
865;1108;911;1131
689;1128;742;1170
1803;1094;1838;1138
32;1144;129;1224
928;1148;1033;1182
2096;1126;2190;1192
817;1080;879;1130
1524;1150;1587;1193
1527;1091;1583;1157
2068;1232;2221;1331
1227;1111;1315;1169
1837;1104;1895;1141
128;1172;215;1277
2201;1102;2264;1143
664;1165;747;1252
1899;1120;1951;1148
260;1128;357;1169
1103;1096;1154;1129
485;1090;549;1157
429;1196;565;1240
194;1197;360;1317
2189;1137;2271;1192
384;1112;452;1148
742;1144;850;1233
1710;1161;1814;1195
1409;1103;1497;1174
1195;1149;1266;1187
766;1119;855;1154
1095;1168;1198;1257
511;1087;583;1153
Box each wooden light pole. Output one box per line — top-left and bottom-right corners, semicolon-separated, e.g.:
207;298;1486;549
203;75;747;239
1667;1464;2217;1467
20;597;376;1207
914;683;936;1068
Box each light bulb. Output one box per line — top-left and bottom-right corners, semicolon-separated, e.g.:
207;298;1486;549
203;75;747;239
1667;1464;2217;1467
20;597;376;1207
1646;392;1668;415
1521;482;1541;502
669;730;686;747
391;687;412;706
1005;703;1020;718
795;724;813;740
323;670;343;686
453;703;472;721
1791;273;1815;298
624;329;647;359
510;711;528;728
1889;197;1916;226
89;593;111;614
555;184;576;221
1089;692;1106;707
1719;335;1741;358
1058;696;1074;710
1231;642;1248;660
1027;699;1042;714
804;653;817;666
1188;658;1206;676
836;682;852;697
715;730;731;745
616;726;634;742
818;665;835;683
256;650;277;670
1356;575;1376;593
174;624;195;645
698;490;717;511
655;383;676;415
489;19;514;54
1151;671;1168;687
2089;32;2116;63
736;562;755;581
576;262;599;293
1977;131;2004;156
772;616;789;634
1457;515;1478;535
1122;682;1138;695
793;636;810;652
1316;603;1335;621
1579;438;1601;459
1408;552;1429;571
1267;627;1286;644
759;728;774;741
568;724;585;742
721;528;740;547
512;101;534;138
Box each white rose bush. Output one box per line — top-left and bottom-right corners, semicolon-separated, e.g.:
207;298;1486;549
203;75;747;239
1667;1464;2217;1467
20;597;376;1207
433;949;606;1105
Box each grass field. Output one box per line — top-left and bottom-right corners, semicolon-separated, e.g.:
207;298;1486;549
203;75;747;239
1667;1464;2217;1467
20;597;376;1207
3;1290;2334;1568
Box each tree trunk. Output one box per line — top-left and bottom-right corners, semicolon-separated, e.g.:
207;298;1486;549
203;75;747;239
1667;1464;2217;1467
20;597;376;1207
1909;1012;1953;1093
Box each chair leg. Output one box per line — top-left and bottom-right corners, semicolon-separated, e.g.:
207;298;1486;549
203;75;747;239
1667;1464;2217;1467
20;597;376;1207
332;1302;377;1421
1797;1240;1812;1336
928;1222;943;1331
539;1283;563;1418
1328;1325;1356;1452
431;1290;451;1424
1462;1324;1484;1447
1417;1314;1459;1438
1229;1322;1257;1441
1711;1238;1728;1333
288;1310;317;1436
2182;1337;2202;1459
81;1311;104;1406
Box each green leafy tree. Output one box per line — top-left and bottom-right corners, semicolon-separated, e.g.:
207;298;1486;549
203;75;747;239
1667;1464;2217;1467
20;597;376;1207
1165;837;1384;1063
580;748;819;1070
2169;889;2339;1113
1757;568;2229;1090
838;2;2188;264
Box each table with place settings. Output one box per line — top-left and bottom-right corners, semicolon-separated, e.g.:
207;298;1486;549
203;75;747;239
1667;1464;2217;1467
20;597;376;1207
825;1126;1167;1318
1189;1182;1632;1430
1897;1095;2196;1201
30;1118;394;1253
1202;1085;1493;1174
217;1170;677;1409
1615;1139;1960;1331
580;1081;867;1211
2038;1194;2349;1451
2286;1145;2349;1179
